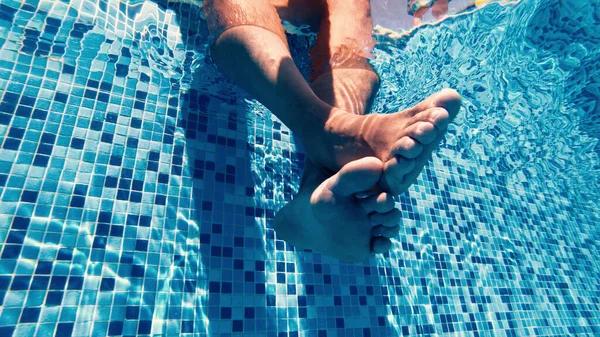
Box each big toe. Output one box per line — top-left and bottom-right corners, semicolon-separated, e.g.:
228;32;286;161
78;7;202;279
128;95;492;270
371;237;392;254
431;88;461;117
409;88;462;119
326;157;384;197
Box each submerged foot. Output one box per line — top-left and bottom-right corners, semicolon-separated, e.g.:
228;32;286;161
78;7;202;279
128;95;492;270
304;88;462;195
274;157;401;263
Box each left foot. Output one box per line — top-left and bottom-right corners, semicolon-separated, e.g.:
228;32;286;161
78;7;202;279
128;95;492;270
274;157;401;263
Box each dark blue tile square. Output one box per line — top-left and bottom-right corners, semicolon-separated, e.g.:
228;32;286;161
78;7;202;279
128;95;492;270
148;151;160;161
7;127;24;138
108;321;123;336
130;192;142;202
0;276;10;290
101;278;115;291
54;92;68;103
7;231;25;244
109;155;122;166
138;321;151;334
55;323;74;337
49;276;67;290
31;109;48;120
181;321;193;333
20;190;38;202
70;138;85;149
46;291;63;306
131;265;144;277
139;215;151;227
30;276;49;290
11;276;30;290
155;195;166;205
101;132;114;143
91;120;103;131
20;307;41;323
57;248;73;261
232;320;243;332
2;245;21;259
135;240;148;251
130;118;142;128
70;196;85;208
147;161;158;171
35;261;53;274
37;143;53;155
33;155;50;167
126;306;139;319
3;138;20;150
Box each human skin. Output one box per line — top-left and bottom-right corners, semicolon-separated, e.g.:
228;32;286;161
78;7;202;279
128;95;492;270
204;0;461;262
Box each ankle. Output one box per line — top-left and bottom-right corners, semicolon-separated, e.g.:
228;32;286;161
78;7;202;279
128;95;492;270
310;68;380;115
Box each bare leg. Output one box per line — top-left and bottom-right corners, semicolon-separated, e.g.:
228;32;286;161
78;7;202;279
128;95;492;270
431;0;450;20
206;0;461;196
204;0;462;261
279;0;401;258
205;0;399;261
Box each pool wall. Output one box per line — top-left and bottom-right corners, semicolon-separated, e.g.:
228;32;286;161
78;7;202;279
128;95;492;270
0;0;599;336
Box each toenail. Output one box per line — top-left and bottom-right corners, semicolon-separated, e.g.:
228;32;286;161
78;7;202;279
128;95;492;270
417;122;435;134
392;137;423;158
432;108;450;126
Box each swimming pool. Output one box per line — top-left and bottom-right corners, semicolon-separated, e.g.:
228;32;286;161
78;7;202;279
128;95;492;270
0;0;598;336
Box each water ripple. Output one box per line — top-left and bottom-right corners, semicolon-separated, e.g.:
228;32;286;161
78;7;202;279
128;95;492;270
371;0;600;206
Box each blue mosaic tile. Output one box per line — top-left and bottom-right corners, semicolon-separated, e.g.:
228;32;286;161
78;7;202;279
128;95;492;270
0;0;599;337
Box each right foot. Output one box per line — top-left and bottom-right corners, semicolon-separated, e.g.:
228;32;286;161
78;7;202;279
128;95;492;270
274;157;401;263
303;88;461;195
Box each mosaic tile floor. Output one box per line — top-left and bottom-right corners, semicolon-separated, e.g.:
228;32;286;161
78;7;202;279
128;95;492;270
0;0;599;336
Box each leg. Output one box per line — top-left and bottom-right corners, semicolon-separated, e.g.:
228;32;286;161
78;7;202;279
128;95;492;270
270;0;324;29
282;0;397;257
206;0;331;141
206;0;395;260
275;0;459;260
205;0;462;195
303;0;463;196
308;0;380;115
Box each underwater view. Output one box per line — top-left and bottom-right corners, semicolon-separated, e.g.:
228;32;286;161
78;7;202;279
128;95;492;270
0;0;599;336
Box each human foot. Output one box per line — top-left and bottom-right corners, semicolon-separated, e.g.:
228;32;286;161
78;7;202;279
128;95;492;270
302;88;461;195
273;157;401;263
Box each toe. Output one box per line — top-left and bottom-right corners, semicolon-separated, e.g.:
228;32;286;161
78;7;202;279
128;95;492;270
412;107;451;130
406;88;461;119
360;192;395;214
381;156;415;194
385;156;415;176
387;149;435;195
372;224;400;238
406;121;438;144
371;236;392;254
379;89;461;196
369;208;402;228
326;157;383;197
436;88;462;117
390;137;423;159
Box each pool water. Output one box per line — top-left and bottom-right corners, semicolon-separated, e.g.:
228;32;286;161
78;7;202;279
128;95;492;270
0;0;599;336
